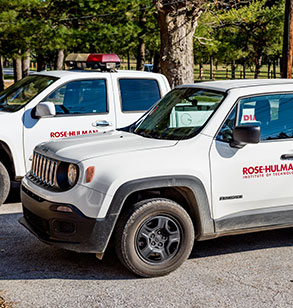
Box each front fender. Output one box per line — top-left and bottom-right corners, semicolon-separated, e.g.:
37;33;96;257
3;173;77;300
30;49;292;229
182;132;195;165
103;175;215;243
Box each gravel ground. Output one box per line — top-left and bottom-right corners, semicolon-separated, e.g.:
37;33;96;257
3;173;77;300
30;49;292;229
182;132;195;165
0;199;292;308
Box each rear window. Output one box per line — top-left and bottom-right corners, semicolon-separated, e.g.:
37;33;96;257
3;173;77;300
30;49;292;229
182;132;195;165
119;79;161;112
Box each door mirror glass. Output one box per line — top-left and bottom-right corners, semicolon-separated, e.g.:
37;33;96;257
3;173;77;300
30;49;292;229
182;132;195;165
231;125;260;148
34;101;56;118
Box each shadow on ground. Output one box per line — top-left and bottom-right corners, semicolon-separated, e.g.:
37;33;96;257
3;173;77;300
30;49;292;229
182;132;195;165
0;213;134;281
192;227;293;258
0;209;292;281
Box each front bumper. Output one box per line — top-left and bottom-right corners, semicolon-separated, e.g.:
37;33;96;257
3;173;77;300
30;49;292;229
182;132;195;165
20;185;117;254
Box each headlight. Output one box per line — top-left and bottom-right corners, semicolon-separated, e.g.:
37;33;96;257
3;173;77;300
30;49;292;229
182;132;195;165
68;163;78;186
56;162;79;190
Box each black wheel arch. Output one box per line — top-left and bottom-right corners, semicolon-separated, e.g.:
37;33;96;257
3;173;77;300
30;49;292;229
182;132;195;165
108;176;215;241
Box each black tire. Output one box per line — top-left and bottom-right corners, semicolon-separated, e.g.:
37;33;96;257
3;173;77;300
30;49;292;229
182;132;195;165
115;198;194;277
0;162;10;206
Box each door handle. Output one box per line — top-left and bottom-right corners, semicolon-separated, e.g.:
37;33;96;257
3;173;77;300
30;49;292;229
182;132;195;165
280;154;293;160
92;120;112;127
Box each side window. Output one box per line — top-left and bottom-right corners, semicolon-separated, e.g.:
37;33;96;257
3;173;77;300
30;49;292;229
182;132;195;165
238;94;293;140
44;79;107;115
216;105;236;143
119;79;161;112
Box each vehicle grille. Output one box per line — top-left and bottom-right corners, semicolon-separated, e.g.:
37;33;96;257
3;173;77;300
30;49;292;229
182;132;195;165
28;151;59;189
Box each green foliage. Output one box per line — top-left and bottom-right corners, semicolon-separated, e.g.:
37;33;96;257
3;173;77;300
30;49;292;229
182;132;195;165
0;0;287;74
65;0;160;58
194;11;221;63
0;0;159;65
194;0;284;72
220;0;283;61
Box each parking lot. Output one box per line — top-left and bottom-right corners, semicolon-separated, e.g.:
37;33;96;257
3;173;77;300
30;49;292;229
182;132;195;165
0;196;292;308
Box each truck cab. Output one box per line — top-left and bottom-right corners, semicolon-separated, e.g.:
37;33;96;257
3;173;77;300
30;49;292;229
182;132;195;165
0;54;170;204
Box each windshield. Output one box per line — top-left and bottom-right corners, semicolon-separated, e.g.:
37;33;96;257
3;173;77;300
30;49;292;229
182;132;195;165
134;87;225;140
0;75;57;112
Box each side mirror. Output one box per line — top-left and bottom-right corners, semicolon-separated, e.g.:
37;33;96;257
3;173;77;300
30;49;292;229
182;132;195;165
33;102;56;118
231;125;260;148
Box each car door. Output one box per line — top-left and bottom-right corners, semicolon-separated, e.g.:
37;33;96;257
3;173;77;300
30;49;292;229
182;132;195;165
209;93;293;232
23;77;115;171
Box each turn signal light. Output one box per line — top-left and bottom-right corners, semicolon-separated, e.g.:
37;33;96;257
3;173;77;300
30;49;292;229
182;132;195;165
86;166;95;183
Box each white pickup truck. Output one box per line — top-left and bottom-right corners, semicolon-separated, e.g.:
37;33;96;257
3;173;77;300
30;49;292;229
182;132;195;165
0;53;170;204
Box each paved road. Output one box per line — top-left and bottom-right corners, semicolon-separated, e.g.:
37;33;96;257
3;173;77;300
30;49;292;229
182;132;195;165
0;201;292;308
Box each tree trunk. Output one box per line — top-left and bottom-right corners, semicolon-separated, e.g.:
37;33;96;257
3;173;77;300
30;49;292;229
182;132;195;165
22;51;30;78
289;1;293;78
37;54;46;72
127;50;130;70
273;58;276;78
0;56;4;91
136;6;146;71
156;1;203;88
267;61;271;79
231;61;236;79
242;61;246;79
55;50;64;70
254;56;262;79
153;51;160;73
199;62;203;79
210;56;214;80
136;40;145;71
281;0;293;78
13;57;22;82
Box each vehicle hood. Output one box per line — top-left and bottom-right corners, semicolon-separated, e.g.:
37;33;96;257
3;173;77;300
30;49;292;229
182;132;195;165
35;130;178;162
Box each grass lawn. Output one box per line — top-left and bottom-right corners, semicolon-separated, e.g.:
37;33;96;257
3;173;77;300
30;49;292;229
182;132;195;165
193;64;281;81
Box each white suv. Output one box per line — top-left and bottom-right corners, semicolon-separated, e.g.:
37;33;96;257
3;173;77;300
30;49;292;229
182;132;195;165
0;54;170;205
20;79;293;277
